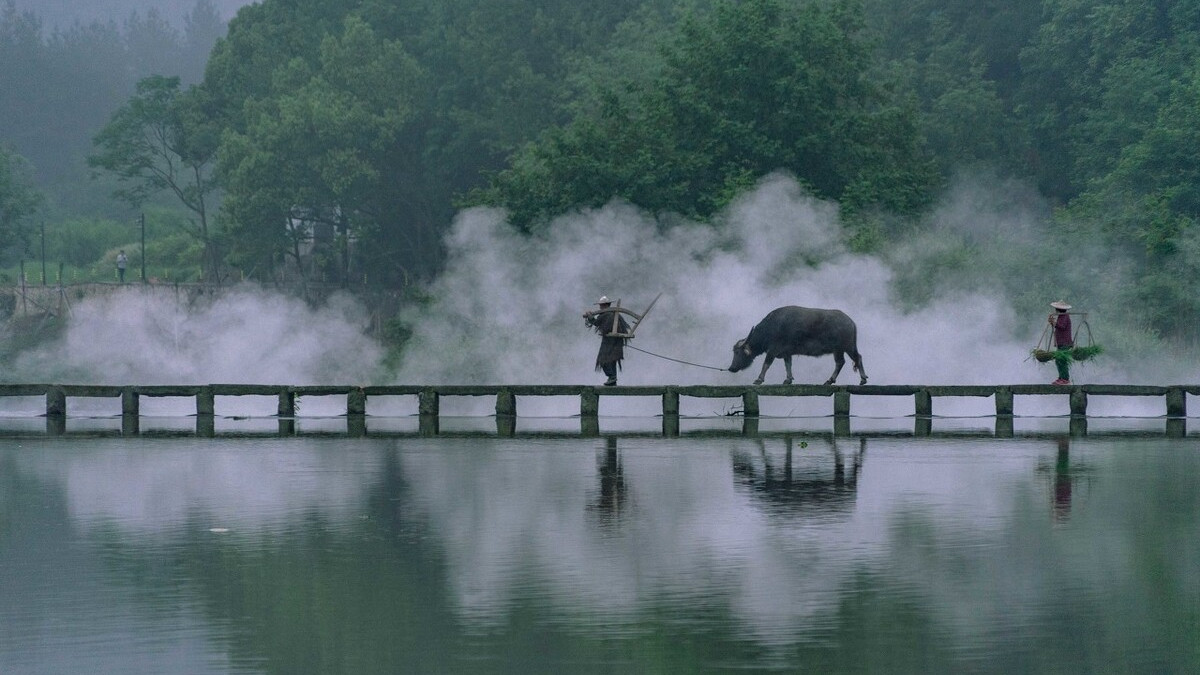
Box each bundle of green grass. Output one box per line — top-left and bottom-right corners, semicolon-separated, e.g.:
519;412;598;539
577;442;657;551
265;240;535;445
1031;345;1103;363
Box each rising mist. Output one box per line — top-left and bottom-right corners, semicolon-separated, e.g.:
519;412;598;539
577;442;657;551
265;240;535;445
4;173;1187;418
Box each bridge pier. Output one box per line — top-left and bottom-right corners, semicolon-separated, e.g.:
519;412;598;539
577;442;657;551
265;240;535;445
742;390;760;417
1069;389;1087;416
581;390;600;418
197;387;214;416
1166;387;1186;417
834;391;851;417
914;390;932;417
496;390;517;417
45;386;66;418
347;388;367;416
1;382;1194;438
663;388;680;437
995;388;1014;416
278;390;295;417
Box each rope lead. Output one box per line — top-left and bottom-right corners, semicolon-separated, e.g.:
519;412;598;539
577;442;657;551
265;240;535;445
626;344;727;371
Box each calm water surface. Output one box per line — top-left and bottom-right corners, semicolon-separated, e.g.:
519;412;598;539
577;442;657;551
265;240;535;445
1;417;1197;674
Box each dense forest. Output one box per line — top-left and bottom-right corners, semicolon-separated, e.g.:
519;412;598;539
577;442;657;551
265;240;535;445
2;0;1200;343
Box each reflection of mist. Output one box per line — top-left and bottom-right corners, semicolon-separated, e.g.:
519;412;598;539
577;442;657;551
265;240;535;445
7;434;1196;661
5;438;386;533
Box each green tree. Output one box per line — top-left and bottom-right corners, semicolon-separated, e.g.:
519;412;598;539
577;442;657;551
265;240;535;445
88;75;222;282
478;0;937;232
218;16;424;284
0;145;43;263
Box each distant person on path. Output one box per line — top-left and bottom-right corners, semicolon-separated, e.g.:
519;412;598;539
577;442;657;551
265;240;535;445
583;295;629;386
1048;300;1073;384
116;250;128;283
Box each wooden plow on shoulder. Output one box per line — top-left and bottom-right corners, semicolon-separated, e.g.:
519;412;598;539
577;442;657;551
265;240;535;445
594;293;662;338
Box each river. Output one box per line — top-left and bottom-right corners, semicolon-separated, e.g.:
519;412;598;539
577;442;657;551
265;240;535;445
0;415;1196;674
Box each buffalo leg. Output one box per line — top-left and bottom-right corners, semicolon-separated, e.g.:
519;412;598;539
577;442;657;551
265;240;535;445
824;353;846;385
782;356;794;385
850;350;868;384
753;355;775;385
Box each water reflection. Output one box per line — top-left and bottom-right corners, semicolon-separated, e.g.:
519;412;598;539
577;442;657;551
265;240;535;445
1;433;1198;674
732;436;863;519
1053;437;1074;521
1038;436;1093;523
589;436;628;527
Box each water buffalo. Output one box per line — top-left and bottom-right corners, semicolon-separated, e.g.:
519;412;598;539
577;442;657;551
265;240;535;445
729;306;868;385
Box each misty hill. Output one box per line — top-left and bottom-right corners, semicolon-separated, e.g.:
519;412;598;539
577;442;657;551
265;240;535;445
11;0;250;27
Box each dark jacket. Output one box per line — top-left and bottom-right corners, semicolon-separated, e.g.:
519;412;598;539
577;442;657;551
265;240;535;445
587;310;629;370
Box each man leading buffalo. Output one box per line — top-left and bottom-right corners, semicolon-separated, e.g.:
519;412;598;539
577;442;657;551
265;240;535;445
583;295;630;386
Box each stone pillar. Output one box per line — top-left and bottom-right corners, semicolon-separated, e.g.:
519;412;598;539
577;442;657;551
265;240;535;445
347;387;367;416
995;388;1014;417
418;388;439;437
46;386;66;418
662;389;680;437
197;386;215;416
277;419;295;437
834;390;851;417
418;389;439;416
742;390;760;417
742;416;759;436
496;390;517;417
496;416;516;437
1166;387;1186;418
121;387;139;417
1167;418;1186;439
46;415;66;436
419;415;439;437
1069;416;1087;437
915;417;932;436
1069;389;1087;416
914;390;932;417
663;415;680;437
994;416;1014;438
278;389;296;417
580;416;600;437
196;414;215;438
581;389;600;418
834;416;851;437
662;389;680;417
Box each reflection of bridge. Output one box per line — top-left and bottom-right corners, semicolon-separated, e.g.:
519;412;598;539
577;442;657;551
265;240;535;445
0;383;1191;438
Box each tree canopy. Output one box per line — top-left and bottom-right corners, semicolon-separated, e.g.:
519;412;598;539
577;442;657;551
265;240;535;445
0;144;43;259
8;0;1200;340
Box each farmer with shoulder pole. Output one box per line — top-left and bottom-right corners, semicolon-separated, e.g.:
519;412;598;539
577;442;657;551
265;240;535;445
1048;300;1074;385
